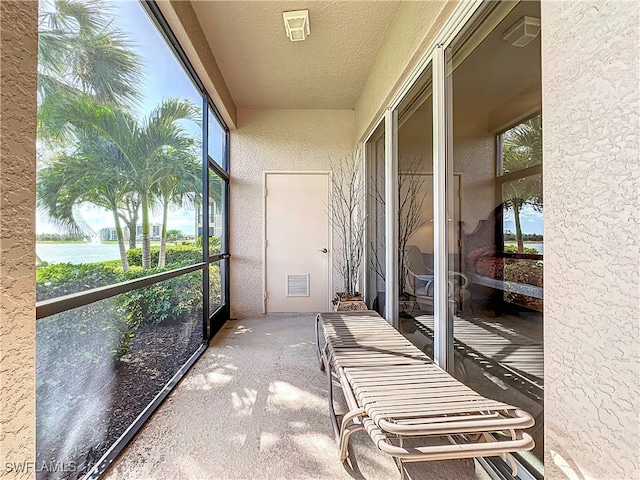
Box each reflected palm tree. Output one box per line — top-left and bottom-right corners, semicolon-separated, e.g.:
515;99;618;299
502;116;543;253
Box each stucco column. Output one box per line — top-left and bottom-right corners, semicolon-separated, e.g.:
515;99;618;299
542;1;639;478
0;1;38;478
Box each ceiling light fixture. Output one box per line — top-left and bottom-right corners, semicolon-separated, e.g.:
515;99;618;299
283;10;310;42
503;16;541;47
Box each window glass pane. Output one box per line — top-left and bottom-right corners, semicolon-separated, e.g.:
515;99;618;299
36;0;203;300
199;170;226;256
209;260;226;316
35;0;209;477
208;107;226;169
445;1;543;475
500;116;543;175
390;66;434;357
502;173;543;254
37;270;203;479
393;65;435;359
365;123;386;312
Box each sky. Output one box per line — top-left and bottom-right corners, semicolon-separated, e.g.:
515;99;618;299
503;204;544;235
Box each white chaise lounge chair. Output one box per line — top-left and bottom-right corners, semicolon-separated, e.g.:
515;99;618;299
315;310;535;479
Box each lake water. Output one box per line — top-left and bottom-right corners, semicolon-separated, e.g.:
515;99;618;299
505;242;544;254
37;243;122;264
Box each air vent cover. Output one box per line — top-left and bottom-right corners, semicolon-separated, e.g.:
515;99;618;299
287;274;310;297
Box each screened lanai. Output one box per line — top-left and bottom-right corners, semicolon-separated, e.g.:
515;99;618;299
2;1;637;480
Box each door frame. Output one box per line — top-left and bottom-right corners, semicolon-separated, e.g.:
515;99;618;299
262;171;333;314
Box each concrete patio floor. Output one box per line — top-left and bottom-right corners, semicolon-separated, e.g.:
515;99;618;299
103;315;493;480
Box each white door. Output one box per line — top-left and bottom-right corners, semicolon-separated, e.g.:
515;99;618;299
265;173;330;313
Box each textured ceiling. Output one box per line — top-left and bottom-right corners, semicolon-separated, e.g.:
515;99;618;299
191;1;401;110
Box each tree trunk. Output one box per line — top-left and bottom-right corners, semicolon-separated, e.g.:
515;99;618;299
127;220;137;249
141;195;151;269
124;194;140;249
112;210;129;271
513;200;524;253
158;200;169;268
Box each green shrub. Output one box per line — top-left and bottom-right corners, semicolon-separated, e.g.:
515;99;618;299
118;269;202;329
196;236;221;253
209;262;222;304
126;244;202;268
503;244;540;255
36;254;204;359
505;259;543;287
36;262;121;301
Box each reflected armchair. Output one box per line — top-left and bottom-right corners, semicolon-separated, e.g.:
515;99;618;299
403;245;470;313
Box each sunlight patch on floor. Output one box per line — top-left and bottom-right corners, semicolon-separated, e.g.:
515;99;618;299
231;388;258;416
268;380;325;411
259;431;280;452
292;432;338;462
180;369;234;390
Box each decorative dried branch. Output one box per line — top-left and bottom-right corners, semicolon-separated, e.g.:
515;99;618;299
398;157;428;295
328;148;365;297
369;156;428;296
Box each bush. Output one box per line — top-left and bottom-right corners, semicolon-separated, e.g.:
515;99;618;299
503;244;540;254
118;268;202;329
196;236;221;254
36;262;121;301
126;244;202;268
36;253;205;359
505;259;543;287
209;262;222;305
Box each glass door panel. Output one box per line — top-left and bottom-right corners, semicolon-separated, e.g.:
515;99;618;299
445;1;544;476
364;122;386;313
394;64;435;359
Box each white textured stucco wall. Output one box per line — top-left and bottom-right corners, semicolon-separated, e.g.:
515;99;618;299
354;1;452;141
0;1;37;477
230;109;355;318
542;1;639;478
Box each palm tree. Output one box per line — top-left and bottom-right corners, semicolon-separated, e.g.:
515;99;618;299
502;115;543;253
155;146;202;268
37;137;133;270
36;0;143;250
131;99;201;268
120;193;141;249
37;0;141;142
49;96;201;269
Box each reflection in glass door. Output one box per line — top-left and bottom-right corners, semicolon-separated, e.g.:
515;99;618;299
445;1;544;476
364;122;386;313
392;64;436;358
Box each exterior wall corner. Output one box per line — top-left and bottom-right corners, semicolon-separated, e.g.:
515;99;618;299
541;1;640;478
0;0;38;475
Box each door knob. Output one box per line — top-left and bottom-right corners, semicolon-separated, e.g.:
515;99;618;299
318;248;328;253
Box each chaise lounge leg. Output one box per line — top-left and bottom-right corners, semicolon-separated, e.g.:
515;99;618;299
325;357;341;442
315;314;325;371
396;437;407;480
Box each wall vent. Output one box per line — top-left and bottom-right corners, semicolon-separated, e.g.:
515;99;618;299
286;274;310;297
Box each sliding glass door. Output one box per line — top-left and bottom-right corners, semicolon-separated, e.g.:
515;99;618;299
367;1;544;477
445;2;543;475
364;122;386;312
